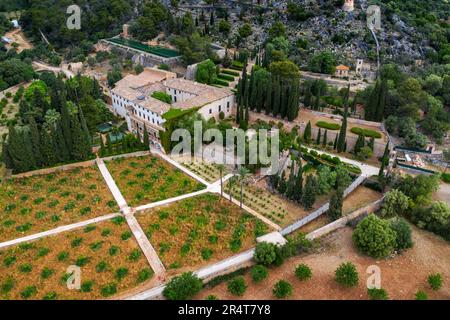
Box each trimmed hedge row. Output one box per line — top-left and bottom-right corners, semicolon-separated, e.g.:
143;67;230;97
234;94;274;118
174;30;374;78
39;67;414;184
221;69;240;76
299;147;362;175
214;79;230;87
218;74;235;81
350;127;382;139
316;121;341;130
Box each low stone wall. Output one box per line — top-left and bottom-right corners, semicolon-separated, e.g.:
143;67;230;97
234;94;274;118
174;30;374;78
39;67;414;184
10;159;97;179
9;151;151;180
306;197;384;240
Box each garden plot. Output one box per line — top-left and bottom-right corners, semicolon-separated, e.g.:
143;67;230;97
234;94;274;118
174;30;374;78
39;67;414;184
226;178;330;227
105;155;205;207
182;160;231;183
0;166;118;242
0;217;154;300
135;193;270;272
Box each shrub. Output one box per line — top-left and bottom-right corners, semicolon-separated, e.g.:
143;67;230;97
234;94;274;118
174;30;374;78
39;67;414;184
251;265;269;283
42;291;57;300
101;283;117;297
368;288;389;300
128;249;142;262
415;290;428;300
1;277;14;294
57;251;69;261
335;262;359;287
206;294;219;300
295;264;312;281
163;272;203;300
380;189;410;218
350;127;382;139
121;231;132;240
214;79;229;86
390;218;413;251
75;256;90;267
441;173;450;183
21;286;37;299
81;280;93;293
19;263;32;273
137;268;153;283
254;242;278;266
272;280;292;299
115;267;129;281
227;277;247;296
428;273;443;291
40;267;54;279
316;121;341;130
352;214;397;258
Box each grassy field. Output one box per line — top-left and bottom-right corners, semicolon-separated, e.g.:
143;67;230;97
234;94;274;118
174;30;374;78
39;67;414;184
136;193;269;272
106;155;205;207
0;166;118;242
0;218;153;300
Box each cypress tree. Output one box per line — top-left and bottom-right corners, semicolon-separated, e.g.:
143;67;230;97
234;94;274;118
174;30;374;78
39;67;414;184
337;93;348;153
60;103;73;155
278;170;287;194
28;117;43;167
39;127;57;167
365;80;380;121
323;129;328;146
354;133;365;154
272;78;281;116
375;80;387;122
70;113;90;161
143;126;150;150
302;175;317;209
209;10;214;25
294;156;303;201
265;76;272;115
316;128;321;145
328;188;344;220
303;121;312;143
379;143;390;177
285;159;296;199
55;121;70;162
106;133;112;155
333;134;338;150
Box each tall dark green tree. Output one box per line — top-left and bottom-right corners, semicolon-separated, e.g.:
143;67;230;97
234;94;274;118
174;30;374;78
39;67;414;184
302;175;317;209
328;187;344;220
303;121;312;143
316;128;321;145
323;129;328;146
337;86;349;153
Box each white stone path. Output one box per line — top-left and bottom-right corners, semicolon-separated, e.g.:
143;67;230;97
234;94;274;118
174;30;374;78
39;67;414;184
0;212;120;249
96;157;166;276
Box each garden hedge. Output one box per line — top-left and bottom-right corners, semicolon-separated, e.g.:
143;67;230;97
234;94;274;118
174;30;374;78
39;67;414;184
221;69;240;76
218;74;235;81
350;127;382;139
316;121;341;130
214;79;230;87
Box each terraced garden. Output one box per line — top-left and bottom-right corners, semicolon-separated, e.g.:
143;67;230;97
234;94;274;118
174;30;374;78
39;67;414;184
106;155;205;207
136;193;269;272
0;218;153;300
0;166;118;242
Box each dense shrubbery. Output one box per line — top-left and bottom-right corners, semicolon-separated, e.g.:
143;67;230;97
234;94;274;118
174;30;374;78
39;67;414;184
151;91;172;104
163;272;203;300
352;214;397;258
390;218;413;252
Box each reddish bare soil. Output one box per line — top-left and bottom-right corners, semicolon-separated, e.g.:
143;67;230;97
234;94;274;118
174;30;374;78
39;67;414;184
195;226;450;300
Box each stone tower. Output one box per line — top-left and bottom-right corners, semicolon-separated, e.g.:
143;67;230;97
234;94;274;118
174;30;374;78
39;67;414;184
343;0;354;12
